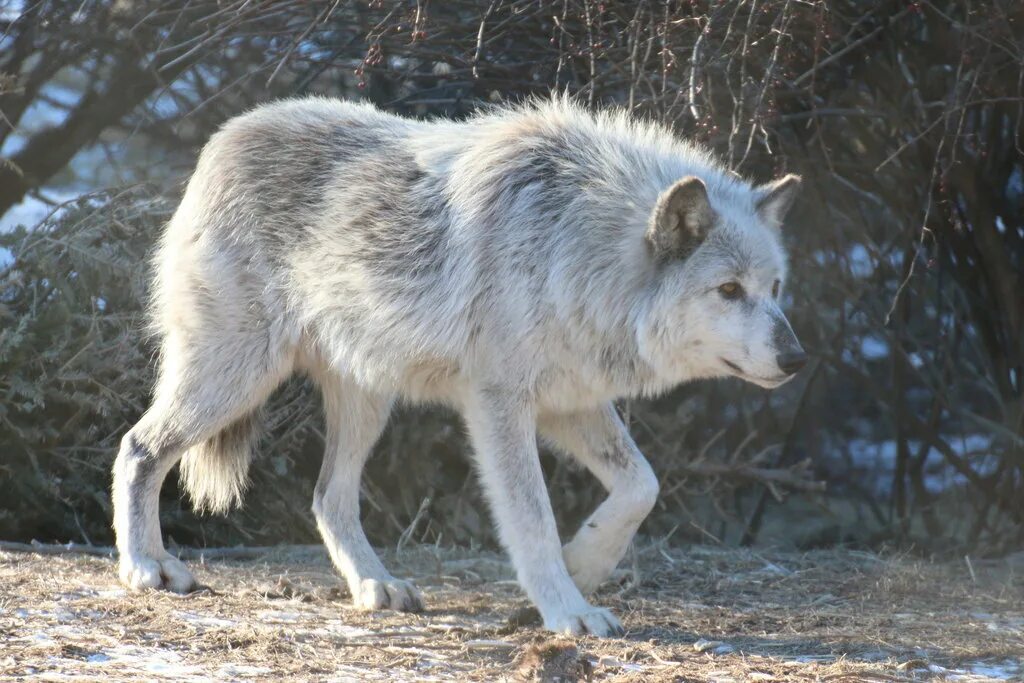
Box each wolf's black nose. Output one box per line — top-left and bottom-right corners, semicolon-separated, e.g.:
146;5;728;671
777;350;808;375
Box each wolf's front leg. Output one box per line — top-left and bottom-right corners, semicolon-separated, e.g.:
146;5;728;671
463;386;623;637
539;405;659;595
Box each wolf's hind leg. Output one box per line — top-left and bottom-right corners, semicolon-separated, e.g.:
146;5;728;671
312;369;421;612
113;331;289;593
113;422;197;593
539;404;659;595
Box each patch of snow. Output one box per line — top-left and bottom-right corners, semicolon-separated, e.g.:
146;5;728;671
35;643;204;681
329;663;445;681
706;673;740;683
218;663;274;677
54;609;78;623
595;655;646;672
175;610;237;628
94;644;202;678
256;609;306;623
921;659;1022;681
678;602;710;611
319;620;378;638
962;659;1022;680
31;633;57;646
757;562;793;576
789;655;837;663
982;616;1024;634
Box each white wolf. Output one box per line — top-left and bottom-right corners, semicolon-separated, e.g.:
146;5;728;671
112;96;805;636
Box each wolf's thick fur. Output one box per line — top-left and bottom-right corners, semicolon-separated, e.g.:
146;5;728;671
112;97;804;636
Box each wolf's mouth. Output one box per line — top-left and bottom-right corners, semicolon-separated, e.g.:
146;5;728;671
722;358;743;374
720;357;792;388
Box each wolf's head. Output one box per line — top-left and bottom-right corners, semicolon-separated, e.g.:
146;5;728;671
637;174;806;390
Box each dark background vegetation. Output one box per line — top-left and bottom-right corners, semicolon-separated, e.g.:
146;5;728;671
1;0;1021;555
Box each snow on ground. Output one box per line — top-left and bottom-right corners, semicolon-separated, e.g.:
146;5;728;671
2;543;1021;681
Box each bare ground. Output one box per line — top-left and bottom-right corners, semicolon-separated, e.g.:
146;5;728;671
1;543;1022;681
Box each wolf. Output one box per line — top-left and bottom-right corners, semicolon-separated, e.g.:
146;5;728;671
112;96;806;637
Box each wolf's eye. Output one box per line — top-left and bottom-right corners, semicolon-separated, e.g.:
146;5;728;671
718;282;743;300
772;280;781;298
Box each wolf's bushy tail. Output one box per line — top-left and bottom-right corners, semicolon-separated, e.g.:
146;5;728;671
178;411;263;514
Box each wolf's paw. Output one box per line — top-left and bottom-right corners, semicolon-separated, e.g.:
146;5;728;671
119;552;197;594
544;606;623;637
355;577;424;612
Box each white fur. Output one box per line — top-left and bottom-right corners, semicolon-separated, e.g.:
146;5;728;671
111;96;804;636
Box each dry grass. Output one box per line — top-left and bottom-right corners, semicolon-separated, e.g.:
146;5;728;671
1;543;1021;681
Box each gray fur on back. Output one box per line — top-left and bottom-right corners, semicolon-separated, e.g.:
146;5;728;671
158;96;784;414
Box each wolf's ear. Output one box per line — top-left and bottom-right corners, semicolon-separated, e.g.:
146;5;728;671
646;176;715;260
755;174;801;230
